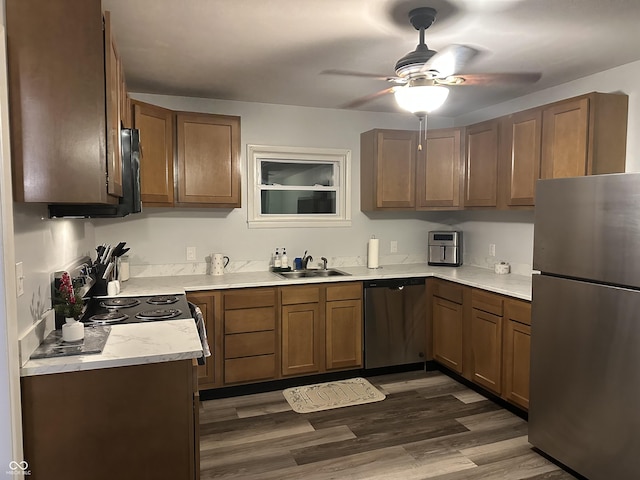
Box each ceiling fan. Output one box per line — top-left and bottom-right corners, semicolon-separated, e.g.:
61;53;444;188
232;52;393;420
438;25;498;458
324;7;541;115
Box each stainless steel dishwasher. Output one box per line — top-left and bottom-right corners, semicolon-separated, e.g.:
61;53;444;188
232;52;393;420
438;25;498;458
364;277;426;369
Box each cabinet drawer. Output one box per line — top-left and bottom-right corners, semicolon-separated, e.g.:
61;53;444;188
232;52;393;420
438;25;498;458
224;307;275;333
326;282;362;301
281;285;321;305
505;298;531;326
225;331;275;359
224;355;275;384
224;288;276;310
432;280;463;304
472;289;503;316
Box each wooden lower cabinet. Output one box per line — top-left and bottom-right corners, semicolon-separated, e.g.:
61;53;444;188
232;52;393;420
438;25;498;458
470;290;504;395
21;360;198;480
429;280;531;411
281;282;363;376
186;291;221;390
430;280;465;374
502;298;531;409
222;287;278;385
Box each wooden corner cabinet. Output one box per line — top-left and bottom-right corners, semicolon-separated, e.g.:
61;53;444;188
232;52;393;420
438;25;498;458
417;127;464;210
132;101;241;209
21;360;199;480
7;0;124;204
428;279;532;411
133;101;176;206
429;279;466;374
361;129;417;211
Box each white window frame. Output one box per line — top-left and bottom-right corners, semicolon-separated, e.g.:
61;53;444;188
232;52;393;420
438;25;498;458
247;144;351;228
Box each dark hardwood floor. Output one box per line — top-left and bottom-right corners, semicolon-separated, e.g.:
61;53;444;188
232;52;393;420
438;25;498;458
199;370;576;479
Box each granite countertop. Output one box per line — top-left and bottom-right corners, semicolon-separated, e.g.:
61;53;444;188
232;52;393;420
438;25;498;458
117;264;533;301
21;319;203;377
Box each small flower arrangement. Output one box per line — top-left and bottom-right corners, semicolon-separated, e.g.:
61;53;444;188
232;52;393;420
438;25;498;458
54;272;84;320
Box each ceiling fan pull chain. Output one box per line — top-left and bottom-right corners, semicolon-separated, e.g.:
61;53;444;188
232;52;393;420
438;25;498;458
418;114;427;151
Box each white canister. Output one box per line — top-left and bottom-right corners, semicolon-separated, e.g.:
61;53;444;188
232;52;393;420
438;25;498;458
62;318;84;342
211;253;230;276
118;255;130;282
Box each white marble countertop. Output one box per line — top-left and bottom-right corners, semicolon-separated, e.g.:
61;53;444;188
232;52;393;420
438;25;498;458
21;319;203;377
118;263;532;301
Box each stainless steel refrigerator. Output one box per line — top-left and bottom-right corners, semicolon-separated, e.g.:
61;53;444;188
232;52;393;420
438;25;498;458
530;173;640;480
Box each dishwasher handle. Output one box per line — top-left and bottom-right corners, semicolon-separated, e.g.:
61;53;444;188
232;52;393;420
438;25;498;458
364;277;425;289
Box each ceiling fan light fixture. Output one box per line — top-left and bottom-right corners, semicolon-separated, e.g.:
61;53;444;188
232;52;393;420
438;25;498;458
393;84;449;114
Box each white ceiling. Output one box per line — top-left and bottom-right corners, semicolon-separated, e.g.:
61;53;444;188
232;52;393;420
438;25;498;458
103;0;640;118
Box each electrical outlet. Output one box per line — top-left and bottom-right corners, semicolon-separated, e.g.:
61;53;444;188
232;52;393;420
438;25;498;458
390;240;398;253
15;262;24;297
489;243;496;256
186;247;197;261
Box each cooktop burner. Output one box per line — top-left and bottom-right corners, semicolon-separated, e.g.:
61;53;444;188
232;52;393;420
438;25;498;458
100;298;140;309
89;312;129;324
135;308;183;320
82;294;192;325
147;295;179;305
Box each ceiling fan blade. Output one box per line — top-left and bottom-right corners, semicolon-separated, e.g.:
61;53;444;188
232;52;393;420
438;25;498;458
341;87;394;108
321;69;394;81
421;44;479;78
436;72;542;86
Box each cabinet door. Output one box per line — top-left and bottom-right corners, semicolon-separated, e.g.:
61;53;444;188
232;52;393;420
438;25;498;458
186;291;221;390
104;11;123;198
417;128;463;209
7;0;113;203
176;113;241;207
360;129;417;210
540;97;589;179
432;296;463;373
133;101;175;206
501;109;541;206
502;299;531;409
326;299;362;370
464;120;499;207
470;308;503;394
281;303;323;376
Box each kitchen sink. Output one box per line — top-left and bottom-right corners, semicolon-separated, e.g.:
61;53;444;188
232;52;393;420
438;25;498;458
273;269;351;279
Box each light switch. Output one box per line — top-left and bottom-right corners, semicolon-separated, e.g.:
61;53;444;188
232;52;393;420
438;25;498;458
186;247;197;261
390;240;398;253
15;262;24;297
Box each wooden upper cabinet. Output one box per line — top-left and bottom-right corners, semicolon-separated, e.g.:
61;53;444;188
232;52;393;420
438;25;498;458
361;129;417;211
133;101;175;206
464;120;499;207
541;93;628;179
104;11;123;198
500;109;542;207
7;0;119;204
417;127;463;209
175;113;241;207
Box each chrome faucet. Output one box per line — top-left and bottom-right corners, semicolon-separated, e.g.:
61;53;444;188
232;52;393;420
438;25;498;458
321;257;328;270
301;251;313;270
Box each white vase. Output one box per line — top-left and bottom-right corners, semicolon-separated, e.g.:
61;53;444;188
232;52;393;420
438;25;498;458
62;317;84;342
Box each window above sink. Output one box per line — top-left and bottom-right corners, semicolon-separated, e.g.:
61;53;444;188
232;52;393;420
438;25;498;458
247;144;352;228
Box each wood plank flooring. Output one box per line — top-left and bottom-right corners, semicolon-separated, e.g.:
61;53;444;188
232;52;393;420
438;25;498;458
199;370;576;479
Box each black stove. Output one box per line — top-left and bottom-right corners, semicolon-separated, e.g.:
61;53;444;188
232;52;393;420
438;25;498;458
82;294;193;325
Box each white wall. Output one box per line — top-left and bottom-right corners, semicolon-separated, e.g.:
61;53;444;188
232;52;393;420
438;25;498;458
93;97;454;270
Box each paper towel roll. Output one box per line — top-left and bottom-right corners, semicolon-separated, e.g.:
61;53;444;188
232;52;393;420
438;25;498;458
368;238;379;269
